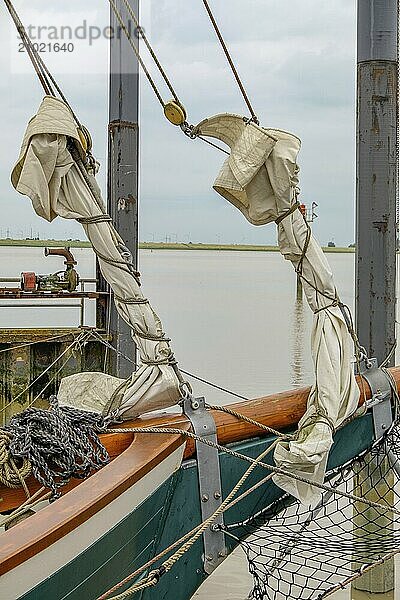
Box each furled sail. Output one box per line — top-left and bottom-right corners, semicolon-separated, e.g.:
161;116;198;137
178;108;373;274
194;114;360;503
11;96;182;419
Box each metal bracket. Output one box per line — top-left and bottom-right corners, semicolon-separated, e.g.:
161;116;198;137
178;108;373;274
360;358;394;439
183;396;226;574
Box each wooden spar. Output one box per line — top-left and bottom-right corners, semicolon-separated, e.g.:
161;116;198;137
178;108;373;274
1;366;398;512
0;367;396;580
135;366;399;458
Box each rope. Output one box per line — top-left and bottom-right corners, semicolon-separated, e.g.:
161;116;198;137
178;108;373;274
118;0;180;103
201;0;258;123
0;331;80;355
275;201;300;225
77;215;113;225
3;0;52;95
205;404;293;440
0;488;52;529
276;193;367;384
87;329;251;403
98;441;278;600
5;396;109;499
99;417;400;599
27;348;85;410
106;426;400;515
107;0;165;107
3;0;82;127
106;0;255;156
0;430;31;490
114;295;149;305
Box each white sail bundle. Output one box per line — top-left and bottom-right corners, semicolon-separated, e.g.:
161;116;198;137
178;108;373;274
11;96;182;419
194;114;360;503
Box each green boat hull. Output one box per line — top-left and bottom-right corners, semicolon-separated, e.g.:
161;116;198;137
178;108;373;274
20;414;373;600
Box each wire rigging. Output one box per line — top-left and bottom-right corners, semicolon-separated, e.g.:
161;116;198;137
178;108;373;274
3;0;83;129
5;0;256;156
106;0;258;132
201;0;259;124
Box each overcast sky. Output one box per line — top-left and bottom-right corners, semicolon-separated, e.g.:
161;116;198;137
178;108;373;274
0;0;357;245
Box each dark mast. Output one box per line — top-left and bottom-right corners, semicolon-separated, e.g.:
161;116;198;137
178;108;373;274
107;0;139;378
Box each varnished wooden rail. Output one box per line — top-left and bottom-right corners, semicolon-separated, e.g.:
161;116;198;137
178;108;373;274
0;366;398;577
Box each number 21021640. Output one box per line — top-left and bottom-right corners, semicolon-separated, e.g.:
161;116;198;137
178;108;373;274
18;42;74;53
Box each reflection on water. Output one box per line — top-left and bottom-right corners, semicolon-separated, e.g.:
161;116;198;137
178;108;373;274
291;291;306;388
352;592;394;600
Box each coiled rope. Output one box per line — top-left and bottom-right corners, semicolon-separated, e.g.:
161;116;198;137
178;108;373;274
0;430;31;493
4;396;109;499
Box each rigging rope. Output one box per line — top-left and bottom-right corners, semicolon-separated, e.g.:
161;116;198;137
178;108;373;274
0;331;83;355
201;0;258;123
98;418;400;599
87;328;250;402
106;425;399;514
106;0;257;146
118;0;181;104
107;0;165;108
3;0;83;130
99;443;278;600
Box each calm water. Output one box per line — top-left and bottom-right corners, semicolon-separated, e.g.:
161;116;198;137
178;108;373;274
0;247;357;401
0;247;398;599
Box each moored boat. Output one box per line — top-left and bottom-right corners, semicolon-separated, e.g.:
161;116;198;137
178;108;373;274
0;369;394;599
1;0;399;599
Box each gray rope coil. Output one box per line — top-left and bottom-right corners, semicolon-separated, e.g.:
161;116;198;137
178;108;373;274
5;396;109;499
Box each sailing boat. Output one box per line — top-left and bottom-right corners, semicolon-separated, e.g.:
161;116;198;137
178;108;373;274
0;1;399;600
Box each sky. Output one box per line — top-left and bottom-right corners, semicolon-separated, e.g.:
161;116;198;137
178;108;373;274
0;0;357;246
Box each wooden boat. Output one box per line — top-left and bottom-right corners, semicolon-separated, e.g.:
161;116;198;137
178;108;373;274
1;2;398;599
0;368;393;600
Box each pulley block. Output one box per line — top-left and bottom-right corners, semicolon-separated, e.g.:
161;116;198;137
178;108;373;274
164;100;187;126
77;125;93;153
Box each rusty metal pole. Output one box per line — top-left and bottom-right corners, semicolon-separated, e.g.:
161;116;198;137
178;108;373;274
106;0;139;377
355;0;398;595
356;0;398;364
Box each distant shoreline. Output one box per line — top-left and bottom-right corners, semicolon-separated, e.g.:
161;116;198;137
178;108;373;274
0;239;356;253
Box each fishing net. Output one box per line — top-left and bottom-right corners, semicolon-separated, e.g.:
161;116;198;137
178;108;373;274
234;420;400;599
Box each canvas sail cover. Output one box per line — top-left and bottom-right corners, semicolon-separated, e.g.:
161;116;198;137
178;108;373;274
194;114;360;503
11;96;182;419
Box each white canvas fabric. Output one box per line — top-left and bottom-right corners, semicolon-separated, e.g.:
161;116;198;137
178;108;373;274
195;113;360;503
11;96;181;419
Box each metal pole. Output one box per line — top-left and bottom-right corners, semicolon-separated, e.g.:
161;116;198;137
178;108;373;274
107;0;139;378
356;0;398;365
355;1;398;594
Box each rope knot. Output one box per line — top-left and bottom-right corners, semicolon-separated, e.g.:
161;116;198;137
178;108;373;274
148;565;166;583
0;430;32;489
